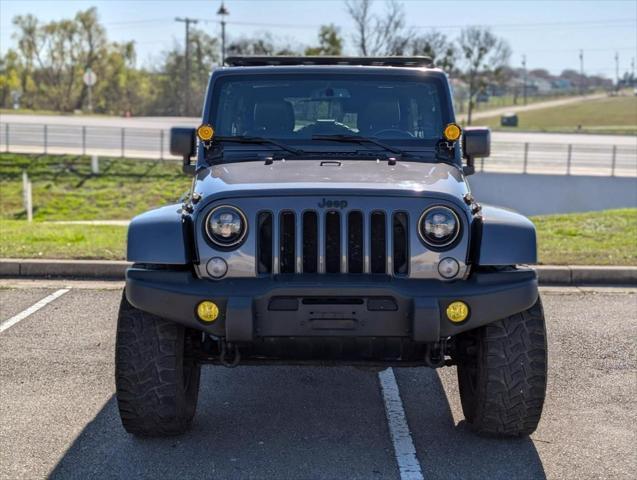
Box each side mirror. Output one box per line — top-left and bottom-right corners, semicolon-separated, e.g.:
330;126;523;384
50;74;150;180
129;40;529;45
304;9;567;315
170;127;196;175
462;127;491;175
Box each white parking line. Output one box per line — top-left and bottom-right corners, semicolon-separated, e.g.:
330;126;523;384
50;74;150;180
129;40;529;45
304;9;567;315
378;367;424;480
0;289;70;334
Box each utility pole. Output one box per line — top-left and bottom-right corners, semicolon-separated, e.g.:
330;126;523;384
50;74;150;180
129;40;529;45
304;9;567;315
579;49;584;95
522;55;527;105
217;2;229;65
175;17;198;115
615;51;620;92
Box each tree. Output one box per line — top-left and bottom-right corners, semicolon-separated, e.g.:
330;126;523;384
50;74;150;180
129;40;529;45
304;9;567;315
345;0;408;56
408;31;457;71
94;41;153;115
305;24;343;56
11;8;109;111
458;27;511;124
227;33;298;57
152;28;219;116
3;8;166;114
529;68;552;80
0;50;22;108
7;8;152;114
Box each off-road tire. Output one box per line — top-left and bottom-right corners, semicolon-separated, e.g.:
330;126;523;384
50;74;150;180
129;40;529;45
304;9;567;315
115;291;201;436
456;298;547;437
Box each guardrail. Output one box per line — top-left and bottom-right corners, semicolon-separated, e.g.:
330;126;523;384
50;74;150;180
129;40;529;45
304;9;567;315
0;123;171;160
1;122;635;177
478;141;636;177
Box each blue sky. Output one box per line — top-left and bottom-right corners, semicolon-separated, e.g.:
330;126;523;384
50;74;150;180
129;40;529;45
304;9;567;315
1;0;635;76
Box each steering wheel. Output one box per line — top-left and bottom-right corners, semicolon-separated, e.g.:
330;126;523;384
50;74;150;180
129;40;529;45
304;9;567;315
371;129;414;139
298;120;355;136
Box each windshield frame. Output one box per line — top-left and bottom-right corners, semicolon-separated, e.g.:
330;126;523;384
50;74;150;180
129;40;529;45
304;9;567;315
199;67;456;167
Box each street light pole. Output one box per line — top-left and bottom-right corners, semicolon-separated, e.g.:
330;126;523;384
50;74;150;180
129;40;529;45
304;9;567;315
217;2;229;65
175;17;199;115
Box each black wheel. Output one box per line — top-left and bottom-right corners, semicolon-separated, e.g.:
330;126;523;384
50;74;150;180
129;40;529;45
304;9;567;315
115;291;201;436
455;298;547;437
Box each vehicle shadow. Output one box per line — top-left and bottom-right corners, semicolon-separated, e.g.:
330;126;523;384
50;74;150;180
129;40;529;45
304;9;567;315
394;367;547;480
49;366;545;480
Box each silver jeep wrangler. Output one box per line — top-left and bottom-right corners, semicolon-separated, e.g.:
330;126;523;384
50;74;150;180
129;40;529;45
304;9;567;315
116;56;547;438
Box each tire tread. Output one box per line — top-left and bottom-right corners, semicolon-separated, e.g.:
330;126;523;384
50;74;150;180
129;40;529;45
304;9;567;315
458;299;548;437
115;292;200;437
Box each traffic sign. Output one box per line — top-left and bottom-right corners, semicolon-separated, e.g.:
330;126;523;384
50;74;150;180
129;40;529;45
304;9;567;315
83;68;97;87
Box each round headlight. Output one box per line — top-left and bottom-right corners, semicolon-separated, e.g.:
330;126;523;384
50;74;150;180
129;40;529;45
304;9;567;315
419;206;460;248
205;205;247;247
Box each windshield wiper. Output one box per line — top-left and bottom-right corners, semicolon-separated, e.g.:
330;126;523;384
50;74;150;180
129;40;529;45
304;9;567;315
311;134;409;157
214;135;304;156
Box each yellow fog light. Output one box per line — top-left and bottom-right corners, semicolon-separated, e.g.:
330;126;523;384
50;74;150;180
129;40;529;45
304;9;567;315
446;301;469;323
196;300;219;322
443;123;462;142
196;124;215;142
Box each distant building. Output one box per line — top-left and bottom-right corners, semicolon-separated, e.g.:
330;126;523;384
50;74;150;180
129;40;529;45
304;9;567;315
551;78;574;92
528;76;552;94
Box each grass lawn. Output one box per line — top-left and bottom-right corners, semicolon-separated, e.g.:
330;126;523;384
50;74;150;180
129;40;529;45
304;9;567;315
0;220;126;260
0;153;190;221
1;210;635;265
480;95;637;135
532;208;637;265
460;92;577;115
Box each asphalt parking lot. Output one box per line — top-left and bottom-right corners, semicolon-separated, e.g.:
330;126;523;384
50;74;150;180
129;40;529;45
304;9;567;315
0;280;635;480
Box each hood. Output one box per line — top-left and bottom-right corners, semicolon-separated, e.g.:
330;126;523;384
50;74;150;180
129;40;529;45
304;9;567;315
195;159;469;199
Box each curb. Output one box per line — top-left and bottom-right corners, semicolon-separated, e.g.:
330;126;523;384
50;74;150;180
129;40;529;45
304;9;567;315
0;259;129;280
1;259;636;285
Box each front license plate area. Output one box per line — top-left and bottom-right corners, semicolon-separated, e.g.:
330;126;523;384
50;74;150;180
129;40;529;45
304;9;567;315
257;296;407;337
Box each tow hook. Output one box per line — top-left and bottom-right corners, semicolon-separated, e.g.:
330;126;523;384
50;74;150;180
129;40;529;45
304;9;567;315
424;340;453;368
219;341;241;368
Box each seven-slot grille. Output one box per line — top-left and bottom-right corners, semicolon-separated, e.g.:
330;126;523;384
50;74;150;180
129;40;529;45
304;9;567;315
257;209;409;275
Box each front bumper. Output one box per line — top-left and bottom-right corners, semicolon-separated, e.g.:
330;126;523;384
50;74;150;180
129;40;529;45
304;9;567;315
125;267;538;343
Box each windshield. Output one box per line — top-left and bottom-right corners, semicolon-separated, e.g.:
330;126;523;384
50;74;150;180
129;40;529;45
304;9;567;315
210;74;447;145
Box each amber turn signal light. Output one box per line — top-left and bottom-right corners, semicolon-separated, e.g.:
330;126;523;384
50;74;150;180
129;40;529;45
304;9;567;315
196;124;215;142
443;123;462;142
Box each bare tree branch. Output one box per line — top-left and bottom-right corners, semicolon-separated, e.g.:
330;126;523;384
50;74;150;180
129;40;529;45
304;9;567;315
345;0;407;56
459;27;511;124
345;0;372;55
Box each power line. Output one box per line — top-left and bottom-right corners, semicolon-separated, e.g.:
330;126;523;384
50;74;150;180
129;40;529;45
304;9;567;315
201;19;322;29
103;18;173;26
524;46;637;54
104;16;637;32
410;18;637;30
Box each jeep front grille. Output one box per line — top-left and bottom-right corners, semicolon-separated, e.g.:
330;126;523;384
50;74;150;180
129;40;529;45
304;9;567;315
257;209;409;275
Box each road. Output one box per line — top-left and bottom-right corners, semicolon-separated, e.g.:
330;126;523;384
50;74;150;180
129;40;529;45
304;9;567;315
0;280;635;480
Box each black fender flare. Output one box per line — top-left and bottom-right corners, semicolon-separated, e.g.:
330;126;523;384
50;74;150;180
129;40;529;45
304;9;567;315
127;204;192;265
475;205;537;266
